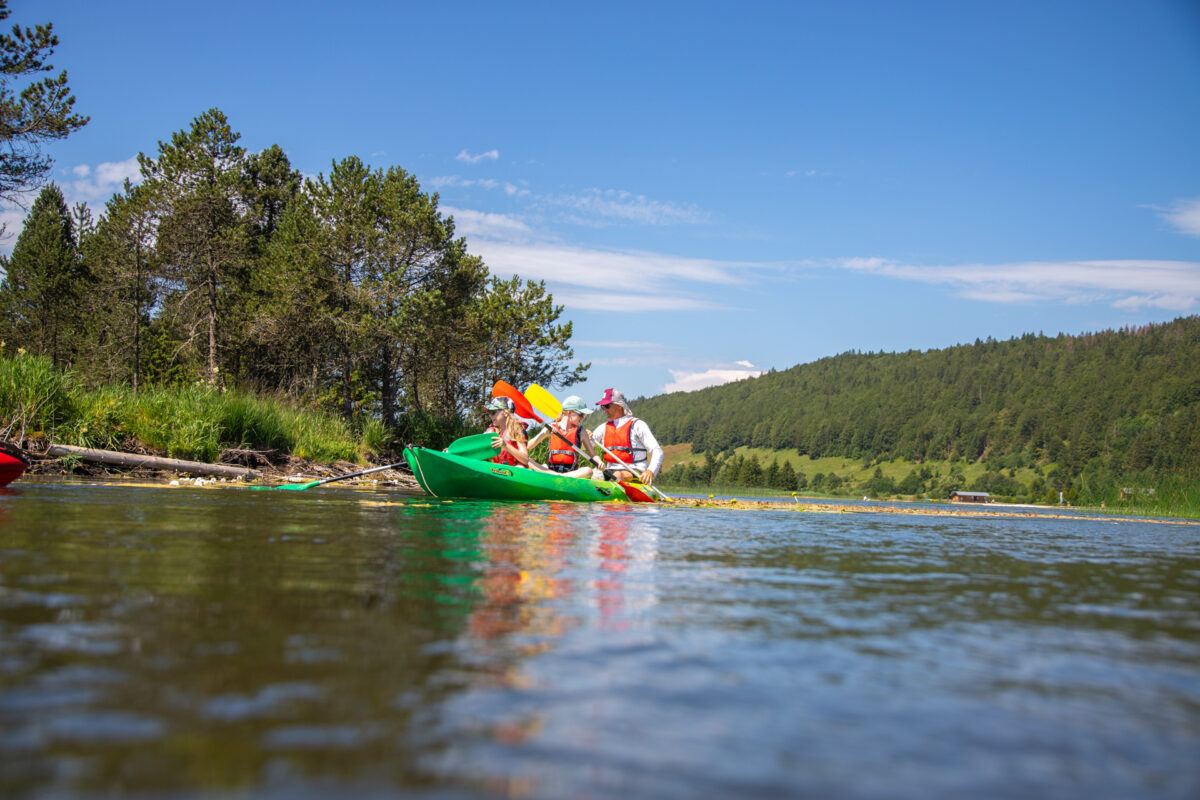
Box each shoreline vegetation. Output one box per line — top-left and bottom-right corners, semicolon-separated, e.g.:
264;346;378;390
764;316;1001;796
656;451;1200;519
2;351;396;481
6;351;1198;518
640;318;1200;520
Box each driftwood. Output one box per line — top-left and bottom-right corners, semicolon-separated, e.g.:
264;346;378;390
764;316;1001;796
47;444;261;480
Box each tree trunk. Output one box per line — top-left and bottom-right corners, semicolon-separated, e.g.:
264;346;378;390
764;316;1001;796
47;444;260;479
207;256;218;384
380;341;396;429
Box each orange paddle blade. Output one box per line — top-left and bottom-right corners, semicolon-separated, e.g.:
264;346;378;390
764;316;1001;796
492;380;541;421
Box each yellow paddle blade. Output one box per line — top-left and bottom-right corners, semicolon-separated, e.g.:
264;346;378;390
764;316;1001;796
524;384;563;419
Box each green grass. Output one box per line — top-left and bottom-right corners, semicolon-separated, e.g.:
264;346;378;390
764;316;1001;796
0;349;77;441
665;445;1042;492
1;353;367;463
660;443;1200;518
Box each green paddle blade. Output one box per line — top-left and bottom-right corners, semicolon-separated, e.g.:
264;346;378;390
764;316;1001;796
249;480;321;491
445;432;500;461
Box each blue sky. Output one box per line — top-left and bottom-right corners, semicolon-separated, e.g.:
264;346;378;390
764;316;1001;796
9;0;1200;405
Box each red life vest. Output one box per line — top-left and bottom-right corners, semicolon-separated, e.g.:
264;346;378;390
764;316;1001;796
548;424;582;466
602;418;644;465
486;423;522;467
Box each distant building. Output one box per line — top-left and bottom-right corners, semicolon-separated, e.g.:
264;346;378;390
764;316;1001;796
950;491;991;503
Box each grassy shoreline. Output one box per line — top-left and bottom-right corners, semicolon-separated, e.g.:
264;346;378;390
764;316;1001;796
2;353;376;466
659;483;1200;520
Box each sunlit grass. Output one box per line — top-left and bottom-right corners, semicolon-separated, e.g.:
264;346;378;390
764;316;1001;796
0;351;76;441
1;353;366;463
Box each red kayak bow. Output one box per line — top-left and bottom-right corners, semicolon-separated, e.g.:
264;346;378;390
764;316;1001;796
0;441;30;487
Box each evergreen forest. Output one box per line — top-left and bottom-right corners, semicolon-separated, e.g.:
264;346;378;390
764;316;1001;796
639;318;1200;507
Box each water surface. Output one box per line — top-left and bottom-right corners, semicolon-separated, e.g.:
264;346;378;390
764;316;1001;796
2;481;1198;798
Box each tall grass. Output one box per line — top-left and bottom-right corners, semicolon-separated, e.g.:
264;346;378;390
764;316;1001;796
0;352;77;442
1;353;365;463
1088;474;1200;519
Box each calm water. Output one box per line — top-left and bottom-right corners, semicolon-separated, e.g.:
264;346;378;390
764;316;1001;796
2;481;1199;799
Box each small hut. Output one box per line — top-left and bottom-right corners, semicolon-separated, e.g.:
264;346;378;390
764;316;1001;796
950;491;991;504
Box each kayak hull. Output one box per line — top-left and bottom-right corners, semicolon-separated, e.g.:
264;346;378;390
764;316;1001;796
404;447;654;503
0;441;29;488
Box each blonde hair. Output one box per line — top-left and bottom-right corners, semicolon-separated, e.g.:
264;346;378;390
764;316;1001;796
495;409;527;443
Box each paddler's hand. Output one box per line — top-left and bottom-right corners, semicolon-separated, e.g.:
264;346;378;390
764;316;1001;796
490;435;503;450
639;469;655;485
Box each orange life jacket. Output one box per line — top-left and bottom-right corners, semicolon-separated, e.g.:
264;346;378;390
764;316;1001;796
548;424;582;466
602;418;645;465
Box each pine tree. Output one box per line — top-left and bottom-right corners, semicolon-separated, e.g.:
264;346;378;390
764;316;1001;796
0;1;88;205
138;108;248;384
78;181;157;388
0;182;86;366
777;459;796;491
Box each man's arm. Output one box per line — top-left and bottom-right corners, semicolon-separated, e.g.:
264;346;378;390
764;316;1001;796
633;420;664;483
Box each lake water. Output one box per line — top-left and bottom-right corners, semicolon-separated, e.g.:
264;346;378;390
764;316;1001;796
2;481;1199;799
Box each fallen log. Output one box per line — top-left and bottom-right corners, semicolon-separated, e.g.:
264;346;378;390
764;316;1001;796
46;444;261;480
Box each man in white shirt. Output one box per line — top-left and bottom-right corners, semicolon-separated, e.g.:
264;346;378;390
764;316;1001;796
591;388;664;485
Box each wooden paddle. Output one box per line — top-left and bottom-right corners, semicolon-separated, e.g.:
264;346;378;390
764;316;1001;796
525;383;671;501
250;461;405;491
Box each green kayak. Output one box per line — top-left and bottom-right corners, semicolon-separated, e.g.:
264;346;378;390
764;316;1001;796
403;446;656;503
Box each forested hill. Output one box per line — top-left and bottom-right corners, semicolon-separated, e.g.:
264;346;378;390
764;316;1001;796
634;316;1200;477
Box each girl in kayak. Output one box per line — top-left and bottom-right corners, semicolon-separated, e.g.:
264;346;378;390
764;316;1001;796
527;395;604;479
485;397;532;468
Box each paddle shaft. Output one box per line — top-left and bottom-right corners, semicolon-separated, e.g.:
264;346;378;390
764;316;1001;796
251;461;405;491
311;461;405;487
590;439;671;500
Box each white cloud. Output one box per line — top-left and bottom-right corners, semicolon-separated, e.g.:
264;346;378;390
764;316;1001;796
662;363;764;394
549;188;708;227
573;340;681;368
1112;294;1197;312
468;238;753;311
552;291;723;312
1160;197;1200;238
441;205;532;241
456;148;499;164
1;155;142;248
475;240;743;289
834;258;1200;312
575;340;672;349
0;205;27;241
429;175;529;197
66;155;141;205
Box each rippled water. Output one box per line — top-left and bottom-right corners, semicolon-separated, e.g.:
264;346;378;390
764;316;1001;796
2;481;1199;799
